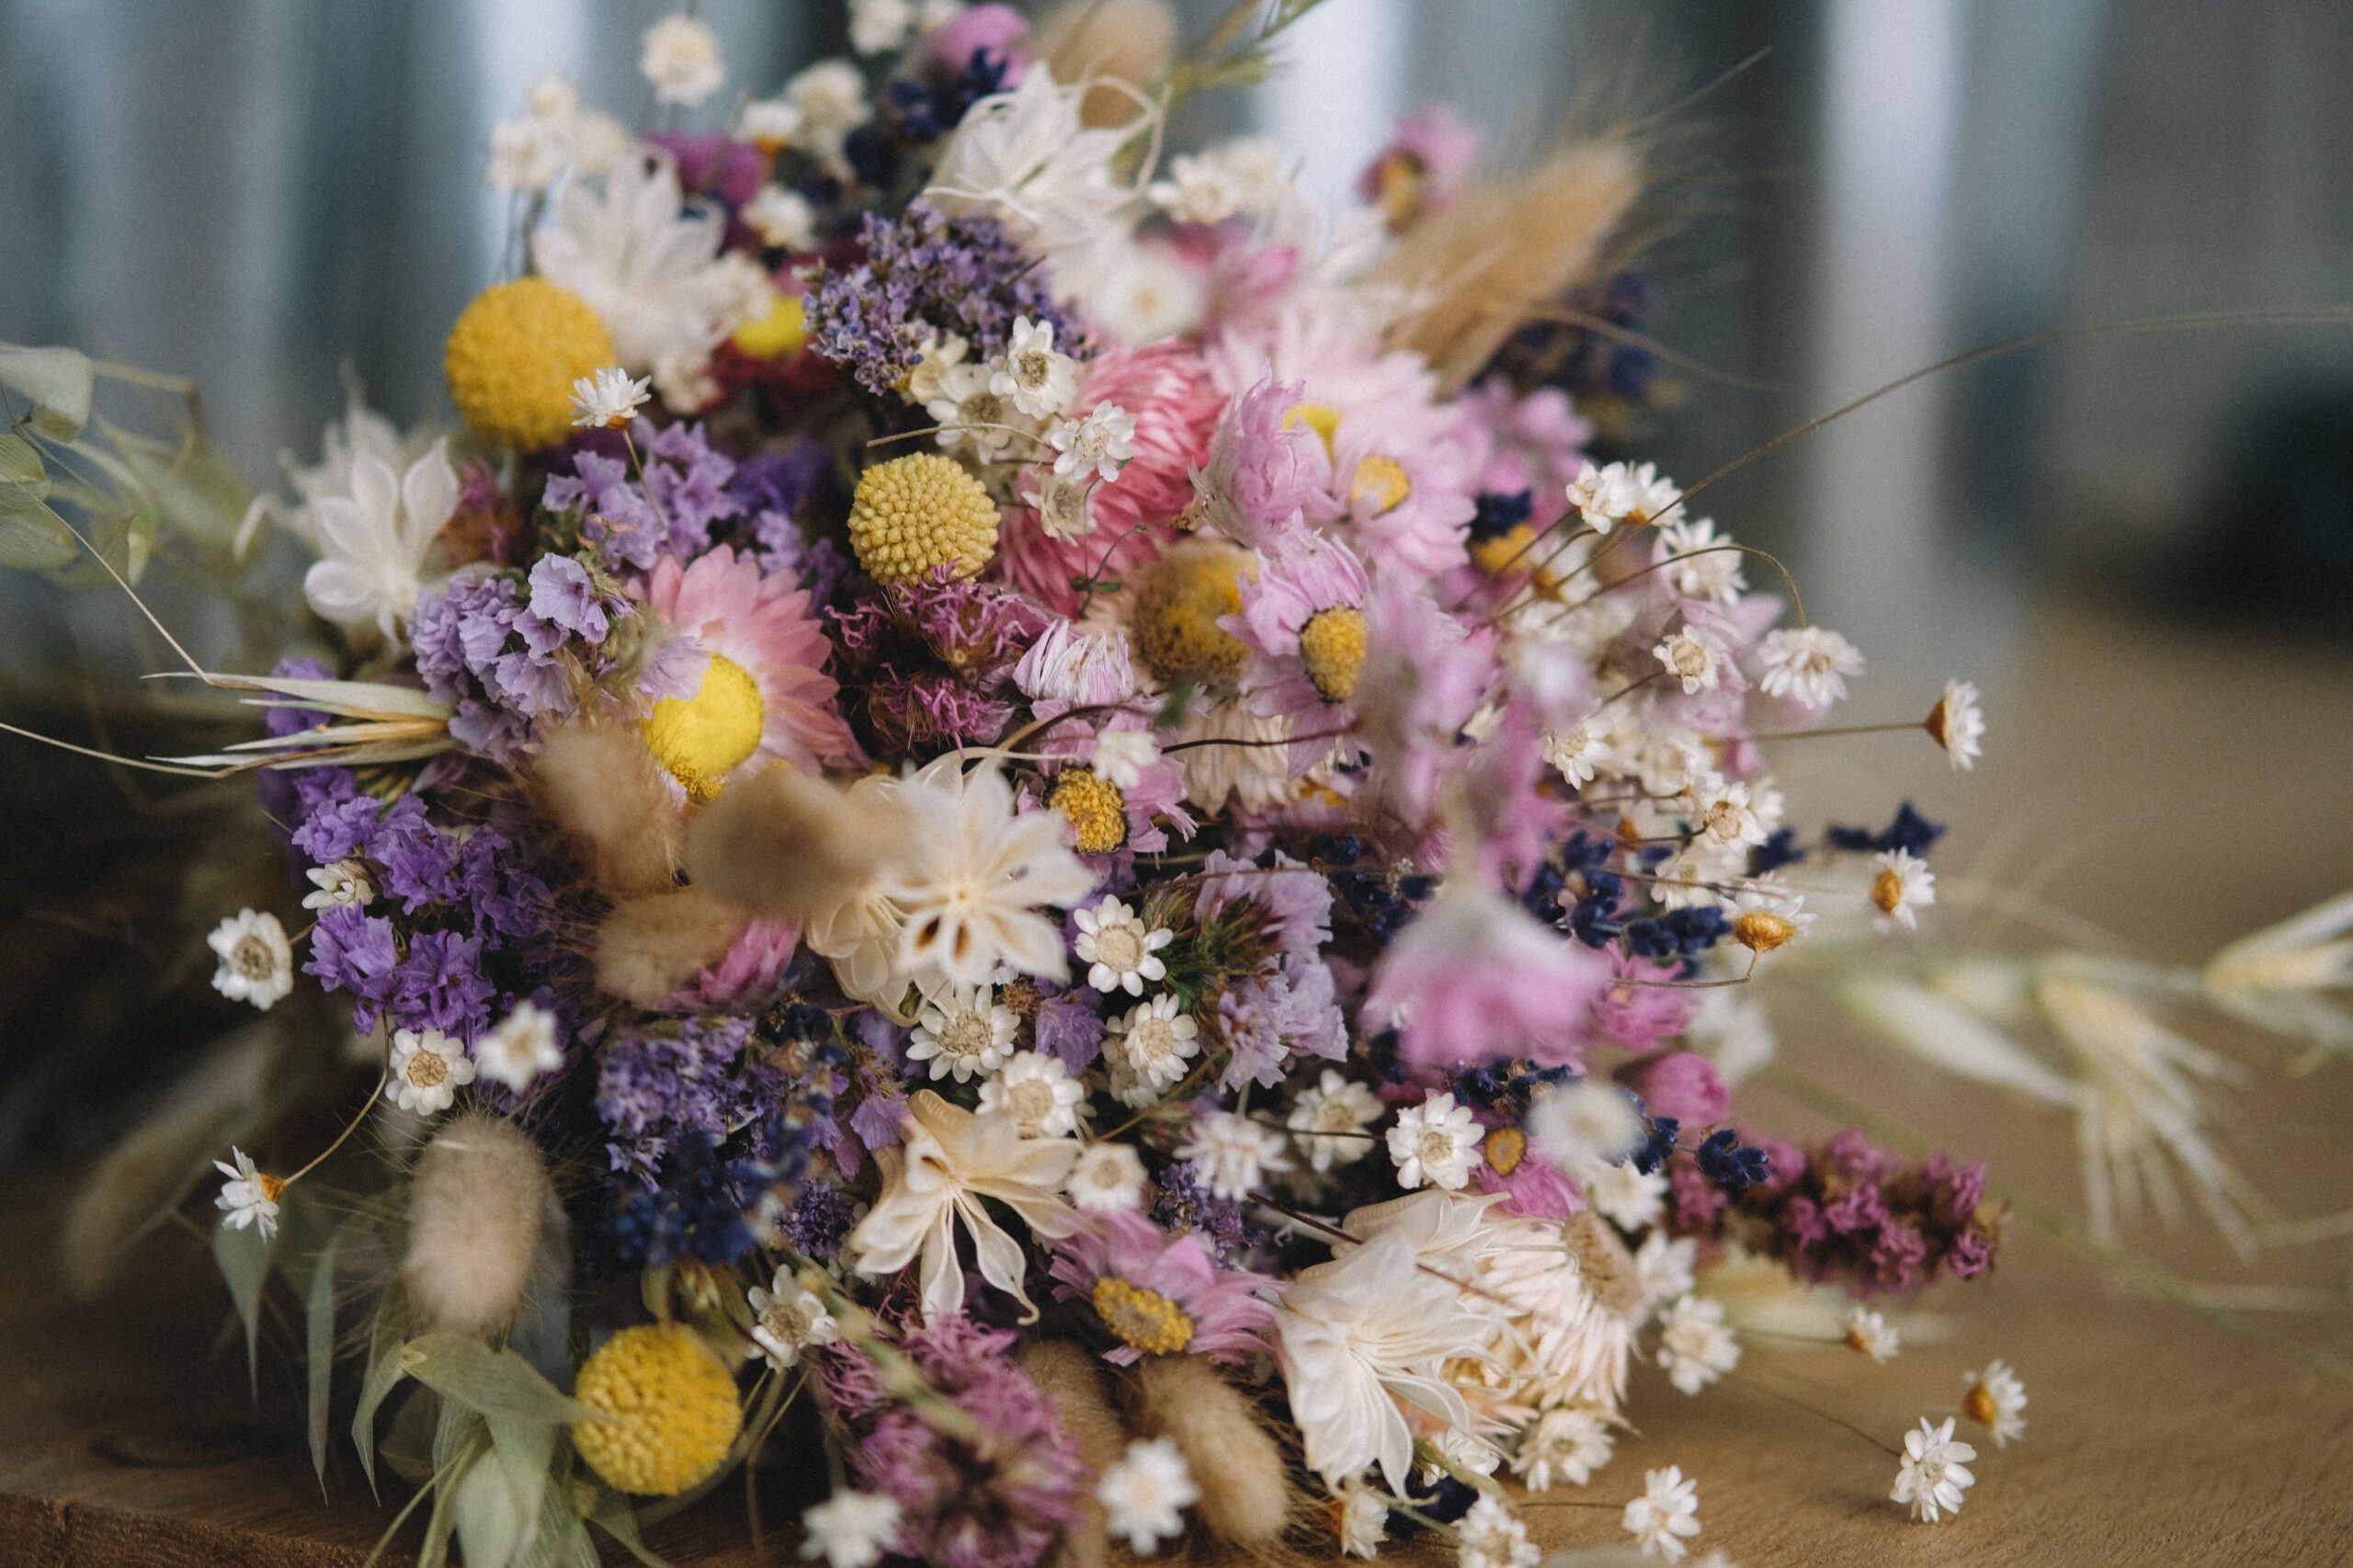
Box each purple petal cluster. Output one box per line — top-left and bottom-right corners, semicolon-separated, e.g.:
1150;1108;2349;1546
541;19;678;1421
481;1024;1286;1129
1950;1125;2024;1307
411;574;601;762
597;1014;786;1181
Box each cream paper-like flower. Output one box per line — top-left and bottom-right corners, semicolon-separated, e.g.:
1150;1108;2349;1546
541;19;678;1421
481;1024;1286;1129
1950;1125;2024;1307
1387;1092;1483;1191
847;1091;1080;1320
1756;625;1864;710
1846;1305;1901;1364
1961;1358;2028;1448
1067;1142;1148;1213
925;66;1142;258
1177;1108;1291;1200
1512;1404;1614;1491
977;1051;1086;1139
1654;1294;1740;1394
991;315;1080;420
475;1001;563;1091
1106;993;1201;1105
747;1267;838;1369
1621;1465;1703;1561
301;858;376;913
1891;1416;1976;1523
1457;1494;1539;1568
213;1147;282;1241
569;366;652;430
533;153;745;373
1335;1480;1387;1558
1097;1437;1199;1553
1288;1068;1383;1173
1074;897;1173;995
208;908;295;1010
302;440;459;644
800;1490;903;1568
640;14;724;107
386;1028;476;1116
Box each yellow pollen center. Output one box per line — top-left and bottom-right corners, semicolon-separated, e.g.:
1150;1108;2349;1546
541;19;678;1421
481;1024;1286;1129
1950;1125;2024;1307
1050;767;1129;855
1961;1382;1998;1427
1733;911;1797;953
1298;606;1369;704
1090;1277;1195;1356
1129;543;1253;689
1469;523;1565;592
406;1051;449;1089
1484;1126;1527;1176
1348;455;1412;514
1870;868;1905;915
640;653;765;800
1284;402;1342;460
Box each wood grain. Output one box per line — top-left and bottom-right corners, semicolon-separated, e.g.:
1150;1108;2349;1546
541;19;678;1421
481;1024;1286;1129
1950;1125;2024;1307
4;604;2350;1566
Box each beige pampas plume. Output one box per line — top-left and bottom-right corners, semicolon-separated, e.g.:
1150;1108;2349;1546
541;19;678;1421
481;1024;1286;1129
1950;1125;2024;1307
531;720;682;899
1131;1355;1293;1549
401;1112;553;1336
1017;1341;1125;1568
594;887;747;1006
1035;0;1177;126
681;764;902;923
1372;136;1643;391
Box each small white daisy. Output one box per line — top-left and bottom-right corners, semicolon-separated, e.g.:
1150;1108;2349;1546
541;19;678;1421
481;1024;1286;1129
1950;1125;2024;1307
1927;678;1986;770
483;113;567;194
1846;1305;1901;1364
213;1147;282;1242
799;1490;903;1568
1755;626;1865;711
907;986;1018;1084
1624;461;1683;525
1097;1437;1198;1553
1564;460;1640;533
991;315;1080;420
1023;471;1097;541
1051;403;1137;484
1286;1068;1383;1173
208;908;294;1011
1073;897;1174;996
301;858;376;912
1106;993;1199;1105
1961;1358;2027;1448
1386;1091;1483;1191
1176;1108;1290;1201
743;184;820;251
1655;517;1745;605
847;0;915;55
1869;848;1936;932
1620;1465;1703;1561
926;362;1027;460
1633;1233;1699;1310
1580;1155;1669;1231
385;1028;476;1116
1543;719;1617;788
569;366;652;430
1066;1142;1148;1213
977;1051;1087;1139
640;14;725;107
747;1267;838;1370
1688;774;1769;851
1455;1494;1539;1568
1890;1416;1976;1523
1654;630;1723;696
1335;1479;1387;1559
1730;878;1814;955
1655;1294;1740;1394
1512;1404;1615;1492
1423;1426;1504;1483
474;1000;563;1091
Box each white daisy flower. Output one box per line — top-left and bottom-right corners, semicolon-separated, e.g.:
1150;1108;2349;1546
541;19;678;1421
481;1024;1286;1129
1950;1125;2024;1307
569;366;652;430
747;1267;838;1370
1051;403;1137;484
1869;848;1936;932
1890;1416;1976;1523
799;1490;903;1568
385;1028;476;1117
1845;1305;1901;1364
301;858;376;913
1386;1092;1482;1192
1633;1233;1698;1311
1511;1404;1615;1492
1756;626;1864;711
475;1001;563;1091
1335;1479;1387;1558
1177;1109;1290;1200
1620;1465;1703;1561
1927;678;1986;770
483;113;567;194
1097;1437;1199;1553
926;361;1027;459
1455;1494;1538;1568
907;986;1018;1084
848;0;915;55
1066;1142;1148;1213
783;61;873;176
533;153;744;373
1105;993;1200;1106
1073;898;1174;996
640;14;724;107
990;316;1080;420
1564;460;1640;533
1579;1155;1668;1231
743;185;820;251
1543;719;1617;788
1654;1294;1740;1394
1654;629;1723;696
977;1051;1087;1139
207;909;294;1011
1655;517;1745;605
739;97;804;150
1287;1068;1383;1173
212;1147;282;1242
1961;1358;2027;1448
1023;471;1097;542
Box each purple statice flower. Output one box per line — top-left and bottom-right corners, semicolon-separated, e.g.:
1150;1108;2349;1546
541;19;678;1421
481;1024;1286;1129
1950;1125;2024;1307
525;554;609;646
305;904;400;1029
1032;988;1105;1074
1214;959;1346;1093
785;1180;863;1264
642;421;743;546
604;1131;798;1269
1193;847;1334;961
411;574;578;762
597;1015;781;1180
1047;1210;1279;1365
390;929;497;1039
543;448;665;571
290;792;386;864
1151;1161;1248;1266
803;203;1074;399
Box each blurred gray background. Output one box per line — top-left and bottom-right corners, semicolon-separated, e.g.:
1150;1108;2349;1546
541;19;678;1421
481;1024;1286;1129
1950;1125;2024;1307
2;0;2349;687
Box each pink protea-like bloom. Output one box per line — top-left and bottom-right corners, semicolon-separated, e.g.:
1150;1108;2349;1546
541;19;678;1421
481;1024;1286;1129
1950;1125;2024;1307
1193;374;1321;548
642;543;857;775
1366;874;1608;1074
1619;1051;1731;1124
997;342;1223;616
1224;530;1370;771
1049;1210;1279;1365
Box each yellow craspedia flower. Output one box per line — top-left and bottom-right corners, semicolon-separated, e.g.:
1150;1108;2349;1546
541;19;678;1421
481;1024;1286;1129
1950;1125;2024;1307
731;293;807;359
570;1323;743;1497
1298;605;1368;703
1130;540;1252;689
1049;767;1128;855
640;653;766;802
445;277;615;451
847;453;999;585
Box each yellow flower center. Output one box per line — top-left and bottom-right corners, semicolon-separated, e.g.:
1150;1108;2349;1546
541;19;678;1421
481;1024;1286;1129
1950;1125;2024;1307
1733;910;1797;954
1870;868;1905;916
847;452;1000;585
444;277;616;452
1050;767;1129;855
1283;402;1342;460
571;1323;744;1497
640;653;766;802
1961;1381;1998;1428
731;292;808;359
1298;606;1368;703
1347;455;1412;515
1091;1277;1195;1356
405;1050;449;1089
1484;1125;1526;1176
1469;522;1565;592
1130;542;1252;689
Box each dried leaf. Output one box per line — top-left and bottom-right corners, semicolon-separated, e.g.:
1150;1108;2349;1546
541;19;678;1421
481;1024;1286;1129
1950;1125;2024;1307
306;1226;345;1491
401;1334;602;1427
212;1212;277;1397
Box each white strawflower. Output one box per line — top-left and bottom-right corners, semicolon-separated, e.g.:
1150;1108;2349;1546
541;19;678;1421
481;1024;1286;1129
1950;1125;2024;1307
526;73;580;126
569;366;652;430
1023;472;1097;541
800;1490;903;1568
926;361;1027;460
1147;150;1253;225
1335;1479;1387;1558
208;908;294;1011
907;985;1018;1084
1106;993;1199;1104
1386;1092;1483;1191
1423;1426;1503;1482
1178;1108;1290;1200
1756;626;1864;711
484;114;567;193
1543;719;1617;788
213;1147;281;1241
1890;1416;1976;1523
1869;848;1936;932
991;315;1080;420
1655;517;1745;605
1051;403;1137;483
1654;1294;1740;1394
1066;1141;1148;1212
1633;1233;1699;1311
747;1267;838;1369
1455;1494;1538;1568
1845;1305;1900;1363
1287;1068;1383;1173
1097;1437;1199;1553
1564;460;1639;533
532;153;743;373
743;185;820;251
475;1000;563;1091
1687;774;1768;851
783;61;872;174
385;1028;476;1117
641;14;725;106
1512;1404;1615;1491
977;1051;1086;1139
1654;629;1723;696
1073;897;1174;996
1580;1155;1668;1231
301;858;376;913
1927;678;1986;770
1961;1358;2028;1448
1621;1465;1703;1561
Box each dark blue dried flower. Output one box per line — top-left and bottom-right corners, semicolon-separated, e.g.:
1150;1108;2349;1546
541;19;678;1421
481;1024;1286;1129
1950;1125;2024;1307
1696;1127;1770;1189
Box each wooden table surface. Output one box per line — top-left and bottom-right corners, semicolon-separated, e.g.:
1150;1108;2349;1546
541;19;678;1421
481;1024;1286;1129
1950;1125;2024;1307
5;603;2351;1567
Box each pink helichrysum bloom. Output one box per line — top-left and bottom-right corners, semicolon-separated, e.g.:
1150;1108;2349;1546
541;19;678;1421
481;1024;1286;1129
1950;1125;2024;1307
673;915;801;1011
1350;571;1497;830
1356;105;1483;214
1365;873;1608;1074
642;543;858;776
1224;529;1370;769
1012;619;1140;709
923;3;1031;83
1619;1051;1731;1125
1590;951;1701;1052
1192;374;1322;549
998;342;1224;616
1048;1210;1279;1365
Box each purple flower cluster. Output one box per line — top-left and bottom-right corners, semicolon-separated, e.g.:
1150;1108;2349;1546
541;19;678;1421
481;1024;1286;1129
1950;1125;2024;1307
1665;1129;2000;1297
597;1014;787;1181
544;422;745;571
831;569;1053;756
803;204;1074;398
411;560;618;761
1215;959;1345;1092
818;1312;1087;1568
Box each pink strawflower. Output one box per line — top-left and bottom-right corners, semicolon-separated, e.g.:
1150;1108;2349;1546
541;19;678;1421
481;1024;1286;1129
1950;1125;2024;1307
1619;1051;1730;1124
1049;1210;1279;1365
1224;530;1370;769
1470;1131;1586;1219
1193;374;1321;548
1357;105;1483;215
642;544;857;773
1365;874;1608;1074
1464;379;1594;536
673;915;801;1011
923;3;1030;83
1590;951;1701;1051
1351;570;1497;830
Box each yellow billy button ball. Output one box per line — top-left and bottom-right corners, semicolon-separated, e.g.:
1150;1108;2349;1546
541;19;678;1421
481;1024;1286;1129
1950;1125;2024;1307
730;292;807;359
847;452;999;585
445;278;615;452
1297;605;1368;704
1049;767;1129;855
1129;540;1253;690
640;653;767;802
570;1323;743;1497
